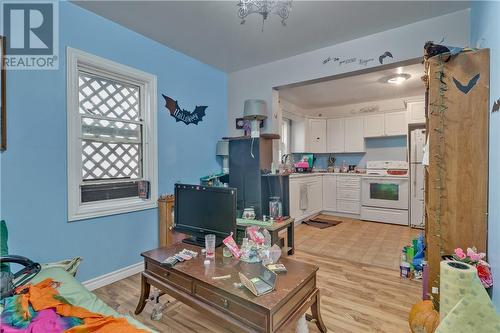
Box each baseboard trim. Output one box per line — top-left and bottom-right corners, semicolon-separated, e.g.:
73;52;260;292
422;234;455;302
83;261;144;291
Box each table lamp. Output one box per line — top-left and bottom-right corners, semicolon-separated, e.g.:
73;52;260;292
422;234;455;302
243;99;268;138
216;140;229;173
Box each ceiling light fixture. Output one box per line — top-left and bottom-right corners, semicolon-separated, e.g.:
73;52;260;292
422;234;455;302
237;0;292;31
385;73;411;85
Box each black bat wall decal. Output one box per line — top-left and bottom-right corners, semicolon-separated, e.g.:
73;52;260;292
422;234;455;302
162;94;207;125
379;51;393;64
452;74;480;95
492;99;500;113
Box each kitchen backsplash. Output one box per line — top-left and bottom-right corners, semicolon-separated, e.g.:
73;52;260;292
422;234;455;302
291;136;407;169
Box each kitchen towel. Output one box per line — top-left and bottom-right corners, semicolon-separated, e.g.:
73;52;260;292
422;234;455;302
299;183;308;210
436;261;500;333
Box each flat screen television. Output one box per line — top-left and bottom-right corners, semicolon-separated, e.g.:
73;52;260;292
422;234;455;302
174;183;237;247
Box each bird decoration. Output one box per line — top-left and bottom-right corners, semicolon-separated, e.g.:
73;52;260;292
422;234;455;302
378;51;393;64
492;99;500;113
162;94;207;125
452;74;480;95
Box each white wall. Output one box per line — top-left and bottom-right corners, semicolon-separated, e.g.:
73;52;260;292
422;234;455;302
227;9;470;138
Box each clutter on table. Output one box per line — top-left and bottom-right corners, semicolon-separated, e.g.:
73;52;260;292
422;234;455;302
161;248;198;268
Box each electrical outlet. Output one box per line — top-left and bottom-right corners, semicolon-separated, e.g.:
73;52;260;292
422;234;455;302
432;287;439;294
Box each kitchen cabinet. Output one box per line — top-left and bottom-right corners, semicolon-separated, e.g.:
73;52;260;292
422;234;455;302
364;114;385;138
384;111;407;136
289;179;302;220
322;175;337;211
307;177;323;214
408;100;426;124
289;175;322;222
336;176;361;214
326;118;345;153
307;119;327;153
344;117;365;152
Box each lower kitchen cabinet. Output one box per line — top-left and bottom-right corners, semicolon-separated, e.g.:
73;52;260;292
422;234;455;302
322;175;337;211
337;200;361;215
290;174;362;222
289;176;323;222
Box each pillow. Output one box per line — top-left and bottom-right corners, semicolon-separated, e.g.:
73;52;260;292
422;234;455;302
0;220;10;273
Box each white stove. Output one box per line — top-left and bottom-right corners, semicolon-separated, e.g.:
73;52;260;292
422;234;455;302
361;161;409;225
365;160;408;176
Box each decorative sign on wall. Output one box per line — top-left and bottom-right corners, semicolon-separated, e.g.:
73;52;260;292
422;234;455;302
162;94;207;125
322;51;392;67
452;74;480;95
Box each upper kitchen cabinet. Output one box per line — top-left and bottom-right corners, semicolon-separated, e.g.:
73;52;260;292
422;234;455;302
364;114;385;138
290;117;307;153
326;118;345;153
407;100;426;124
364;111;408;138
384;111;408;136
307;119;327;153
344;117;365;152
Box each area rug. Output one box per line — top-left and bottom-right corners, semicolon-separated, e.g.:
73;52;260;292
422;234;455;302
302;217;342;229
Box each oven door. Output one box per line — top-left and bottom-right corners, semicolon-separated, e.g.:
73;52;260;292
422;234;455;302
362;177;408;210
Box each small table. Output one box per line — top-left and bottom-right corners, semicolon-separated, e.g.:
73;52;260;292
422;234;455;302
236;218;295;255
135;243;326;333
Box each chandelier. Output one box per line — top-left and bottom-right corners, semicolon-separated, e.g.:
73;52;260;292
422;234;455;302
237;0;292;30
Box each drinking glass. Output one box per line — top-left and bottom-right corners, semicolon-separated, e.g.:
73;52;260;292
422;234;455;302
205;234;216;259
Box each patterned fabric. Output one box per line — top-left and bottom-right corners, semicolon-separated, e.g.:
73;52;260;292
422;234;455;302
0;278;148;333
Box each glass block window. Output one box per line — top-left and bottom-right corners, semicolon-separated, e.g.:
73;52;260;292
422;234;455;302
78;71;143;181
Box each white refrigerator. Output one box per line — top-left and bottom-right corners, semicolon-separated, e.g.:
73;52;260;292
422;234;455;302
410;129;426;228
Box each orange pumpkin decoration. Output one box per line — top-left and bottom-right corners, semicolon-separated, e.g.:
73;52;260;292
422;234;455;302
409;300;440;333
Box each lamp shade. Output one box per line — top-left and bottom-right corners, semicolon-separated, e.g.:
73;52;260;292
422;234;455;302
243;99;268;120
216;140;229;156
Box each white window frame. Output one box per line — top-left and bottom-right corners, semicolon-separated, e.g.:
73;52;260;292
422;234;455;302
67;47;158;221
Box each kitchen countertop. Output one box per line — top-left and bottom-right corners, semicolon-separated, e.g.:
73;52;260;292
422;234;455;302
289;172;408;179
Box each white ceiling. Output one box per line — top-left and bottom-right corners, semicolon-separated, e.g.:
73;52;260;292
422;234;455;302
278;62;425;109
73;1;469;73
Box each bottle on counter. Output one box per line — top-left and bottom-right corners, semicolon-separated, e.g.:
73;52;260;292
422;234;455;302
341;160;347;173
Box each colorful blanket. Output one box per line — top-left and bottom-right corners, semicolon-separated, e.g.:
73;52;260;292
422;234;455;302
0;278;148;333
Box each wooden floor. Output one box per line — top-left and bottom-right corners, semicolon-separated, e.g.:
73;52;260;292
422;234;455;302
95;216;422;333
297;215;421;270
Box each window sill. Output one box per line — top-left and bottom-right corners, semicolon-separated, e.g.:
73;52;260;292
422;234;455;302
68;197;157;222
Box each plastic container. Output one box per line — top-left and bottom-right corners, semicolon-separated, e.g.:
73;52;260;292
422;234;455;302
400;262;411;278
205;234;216;259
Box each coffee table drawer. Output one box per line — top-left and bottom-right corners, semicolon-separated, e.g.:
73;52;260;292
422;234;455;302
272;276;315;330
194;282;267;330
147;262;193;293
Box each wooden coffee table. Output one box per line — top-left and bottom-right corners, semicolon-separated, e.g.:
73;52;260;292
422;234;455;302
135;243;327;332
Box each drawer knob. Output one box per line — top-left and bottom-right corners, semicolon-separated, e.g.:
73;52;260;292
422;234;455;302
222;299;229;308
164;271;170;277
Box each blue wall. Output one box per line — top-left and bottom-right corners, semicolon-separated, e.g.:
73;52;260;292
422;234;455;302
471;1;500;308
0;2;227;281
294;136;407;169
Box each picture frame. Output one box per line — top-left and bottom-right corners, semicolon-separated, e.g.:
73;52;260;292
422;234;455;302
1;36;6;151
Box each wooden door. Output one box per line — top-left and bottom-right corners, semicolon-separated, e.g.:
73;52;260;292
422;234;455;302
425;49;489;304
